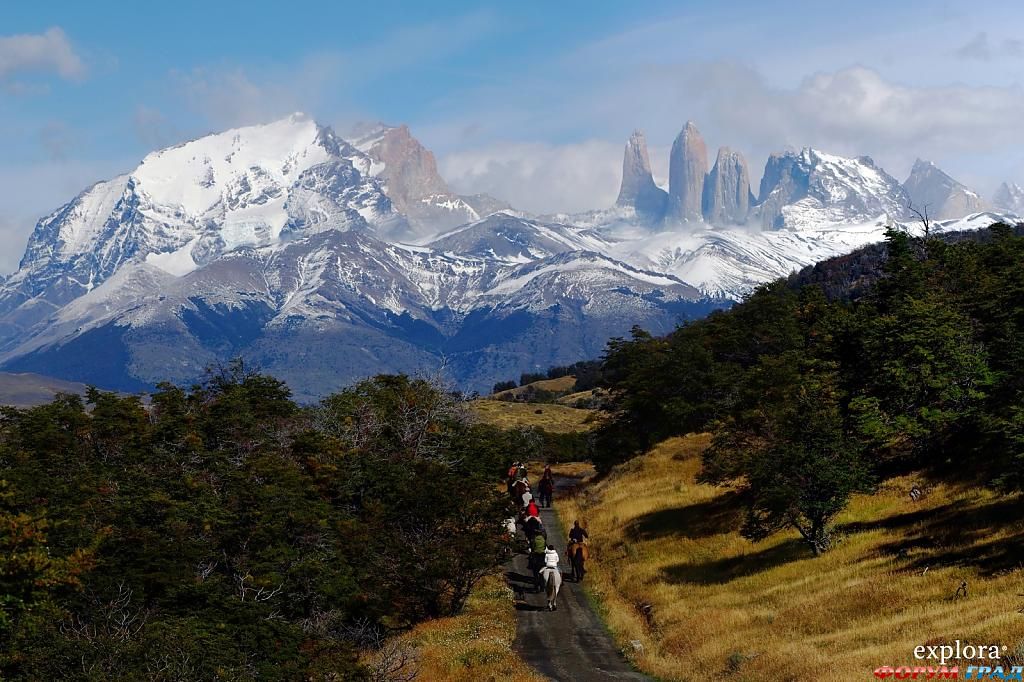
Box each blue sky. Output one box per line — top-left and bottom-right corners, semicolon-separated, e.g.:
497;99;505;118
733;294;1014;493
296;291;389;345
1;1;1023;271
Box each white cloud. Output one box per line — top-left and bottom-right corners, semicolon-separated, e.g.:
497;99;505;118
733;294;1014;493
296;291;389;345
442;140;625;214
432;62;1024;212
675;63;1024;184
0;27;85;83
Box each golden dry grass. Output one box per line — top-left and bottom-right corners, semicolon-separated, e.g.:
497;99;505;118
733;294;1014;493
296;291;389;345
492;375;577;399
369;573;545;682
560;434;1024;681
556;388;607;407
470;399;597;433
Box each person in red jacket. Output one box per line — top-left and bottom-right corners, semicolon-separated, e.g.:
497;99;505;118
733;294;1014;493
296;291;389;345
526;498;540;519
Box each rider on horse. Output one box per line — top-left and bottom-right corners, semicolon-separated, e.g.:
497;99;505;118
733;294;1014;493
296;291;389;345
528;531;547;590
566;520;589;583
541;543;562;610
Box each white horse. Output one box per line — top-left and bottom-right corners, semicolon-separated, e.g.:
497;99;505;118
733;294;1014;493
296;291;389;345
541;566;562;611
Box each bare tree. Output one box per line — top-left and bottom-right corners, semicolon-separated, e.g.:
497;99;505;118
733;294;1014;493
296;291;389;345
906;200;933;239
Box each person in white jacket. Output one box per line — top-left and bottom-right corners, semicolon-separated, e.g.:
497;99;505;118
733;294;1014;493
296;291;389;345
541;544;562;611
543;545;559;570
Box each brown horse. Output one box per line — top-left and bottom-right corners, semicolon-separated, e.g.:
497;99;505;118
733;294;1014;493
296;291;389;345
567;542;588;582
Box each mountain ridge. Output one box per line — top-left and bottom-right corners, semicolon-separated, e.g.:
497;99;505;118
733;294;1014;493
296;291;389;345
2;113;1019;397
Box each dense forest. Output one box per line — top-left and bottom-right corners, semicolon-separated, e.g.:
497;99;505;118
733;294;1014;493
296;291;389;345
595;223;1024;554
0;368;522;680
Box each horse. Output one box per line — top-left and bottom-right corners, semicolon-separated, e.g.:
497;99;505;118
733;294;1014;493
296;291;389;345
541;566;562;611
511;479;530;507
567;542;588;582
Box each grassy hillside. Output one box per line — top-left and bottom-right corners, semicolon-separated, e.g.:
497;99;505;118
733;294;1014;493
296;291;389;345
561;434;1024;680
492;375;577;400
368;574;545;682
470;399;597;433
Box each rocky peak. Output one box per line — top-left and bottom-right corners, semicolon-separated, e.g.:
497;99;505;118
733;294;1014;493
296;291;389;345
754;148;908;230
702;147;753;226
615;130;669;221
667;121;709;223
356;124;451;213
992;181;1024;214
903;158;984;220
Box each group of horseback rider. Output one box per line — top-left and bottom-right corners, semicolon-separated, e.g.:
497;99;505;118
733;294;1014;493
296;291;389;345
505;462;590;610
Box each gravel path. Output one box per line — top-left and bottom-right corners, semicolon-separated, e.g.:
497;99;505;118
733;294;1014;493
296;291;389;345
508;479;650;681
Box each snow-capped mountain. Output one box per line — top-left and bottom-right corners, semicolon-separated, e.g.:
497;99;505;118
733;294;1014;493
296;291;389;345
351;123;508;239
0;114;1017;397
608;212;1012;299
0;224;711;398
753;148;908;230
2;115;398;325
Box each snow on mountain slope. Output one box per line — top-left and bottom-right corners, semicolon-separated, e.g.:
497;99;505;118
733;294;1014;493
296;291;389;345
429;213;610;262
2;114;397;322
755;148;908;230
610;212;1016;299
2;113;1018;397
0;225;713;397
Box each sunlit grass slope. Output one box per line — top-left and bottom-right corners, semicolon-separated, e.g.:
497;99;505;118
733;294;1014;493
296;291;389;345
561;434;1024;680
492;375;577;399
369;574;545;682
470;399;597;433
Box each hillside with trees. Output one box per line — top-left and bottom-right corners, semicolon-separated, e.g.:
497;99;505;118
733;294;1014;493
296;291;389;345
594;222;1024;554
0;367;525;680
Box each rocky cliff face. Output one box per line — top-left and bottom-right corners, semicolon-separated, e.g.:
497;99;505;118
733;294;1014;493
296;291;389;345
615;130;669;221
354;124;479;237
903;159;985;220
992;182;1024;215
667;121;708;223
702;147;754;225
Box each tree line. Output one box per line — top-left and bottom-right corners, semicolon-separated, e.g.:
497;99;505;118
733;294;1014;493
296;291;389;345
1;367;524;680
594;223;1024;555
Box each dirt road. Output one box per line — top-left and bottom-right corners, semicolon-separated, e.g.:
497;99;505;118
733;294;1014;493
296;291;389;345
508;482;650;681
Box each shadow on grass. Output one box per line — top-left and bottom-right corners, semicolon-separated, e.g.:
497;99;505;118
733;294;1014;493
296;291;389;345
840;496;1024;577
662;538;808;585
626;491;744;540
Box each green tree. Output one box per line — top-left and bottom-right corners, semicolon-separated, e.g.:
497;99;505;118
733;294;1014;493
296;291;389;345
703;355;872;555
